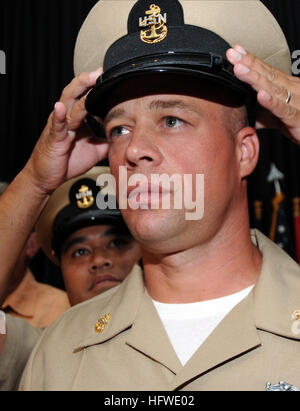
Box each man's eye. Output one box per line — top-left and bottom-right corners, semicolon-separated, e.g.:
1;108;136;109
108;238;128;249
109;126;130;139
164;117;183;128
72;248;89;258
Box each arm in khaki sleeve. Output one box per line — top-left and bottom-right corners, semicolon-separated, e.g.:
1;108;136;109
0;69;108;305
226;45;300;145
17;328;44;391
0;314;41;391
18;319;61;391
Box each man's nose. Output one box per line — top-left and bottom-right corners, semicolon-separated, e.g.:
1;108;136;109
125;124;162;169
89;249;113;272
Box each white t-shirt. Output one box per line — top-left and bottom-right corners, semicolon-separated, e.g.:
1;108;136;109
152;285;254;366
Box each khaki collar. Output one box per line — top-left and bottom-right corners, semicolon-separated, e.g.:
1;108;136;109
74;230;300;365
73;265;146;353
2;269;38;317
171;291;261;388
251;229;300;339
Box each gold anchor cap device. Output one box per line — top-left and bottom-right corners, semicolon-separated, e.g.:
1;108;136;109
85;0;261;125
139;4;168;44
36;166;126;266
76;185;95;209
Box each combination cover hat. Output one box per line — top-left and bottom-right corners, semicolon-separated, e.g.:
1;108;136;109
36;166;123;265
74;0;291;127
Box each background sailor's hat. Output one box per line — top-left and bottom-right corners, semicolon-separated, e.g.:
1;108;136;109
36;166;123;265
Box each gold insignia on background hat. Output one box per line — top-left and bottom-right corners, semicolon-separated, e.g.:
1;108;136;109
76;185;95;209
139;4;167;44
94;313;111;333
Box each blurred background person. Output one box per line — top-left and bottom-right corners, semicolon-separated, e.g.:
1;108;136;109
36;165;141;306
0;184;70;328
0;165;141;390
0;182;8;195
1;231;70;328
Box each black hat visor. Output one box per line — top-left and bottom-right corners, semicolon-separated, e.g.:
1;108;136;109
85;25;256;123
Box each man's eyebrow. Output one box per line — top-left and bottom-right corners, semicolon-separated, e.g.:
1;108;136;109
104;100;200;126
101;227;119;237
148;99;200;114
101;227;132;238
104;108;126;126
62;227;130;253
62;236;87;254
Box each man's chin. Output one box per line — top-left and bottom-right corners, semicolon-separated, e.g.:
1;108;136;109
124;209;184;250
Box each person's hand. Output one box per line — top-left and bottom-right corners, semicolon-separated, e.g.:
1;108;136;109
226;45;300;145
24;69;109;194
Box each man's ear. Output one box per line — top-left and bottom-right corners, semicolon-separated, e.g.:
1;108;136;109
236;127;260;179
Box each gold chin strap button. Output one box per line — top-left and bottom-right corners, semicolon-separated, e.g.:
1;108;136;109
94;313;111;333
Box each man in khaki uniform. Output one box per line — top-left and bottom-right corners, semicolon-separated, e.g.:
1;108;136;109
3;0;299;391
19;231;300;391
1;231;70;329
0;315;40;391
0;182;69;329
35;165;141;306
0;166;140;391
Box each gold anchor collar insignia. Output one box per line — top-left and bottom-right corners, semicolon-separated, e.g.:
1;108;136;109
76;184;95;209
94;313;111;333
139;4;168;44
292;309;300;320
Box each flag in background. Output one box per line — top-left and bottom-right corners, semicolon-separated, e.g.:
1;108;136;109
268;163;295;259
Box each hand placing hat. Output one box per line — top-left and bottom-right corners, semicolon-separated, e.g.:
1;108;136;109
227;45;300;145
25;69;109;196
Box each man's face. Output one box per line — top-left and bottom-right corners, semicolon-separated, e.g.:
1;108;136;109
105;85;247;254
60;224;141;306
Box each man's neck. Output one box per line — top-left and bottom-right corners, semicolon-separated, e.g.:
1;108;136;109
143;224;262;304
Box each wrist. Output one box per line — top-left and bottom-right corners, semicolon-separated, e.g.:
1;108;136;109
22;160;57;198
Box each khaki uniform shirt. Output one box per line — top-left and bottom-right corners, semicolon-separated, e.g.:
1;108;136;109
2;269;70;328
19;230;300;391
0;315;41;391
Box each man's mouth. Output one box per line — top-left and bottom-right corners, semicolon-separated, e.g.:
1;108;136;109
127;183;171;206
91;275;121;290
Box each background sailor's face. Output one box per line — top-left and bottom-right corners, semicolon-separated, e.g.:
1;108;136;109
105;82;251;254
60;224;141;305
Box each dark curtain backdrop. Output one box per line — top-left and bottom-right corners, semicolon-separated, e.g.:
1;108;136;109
1;0;300;288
